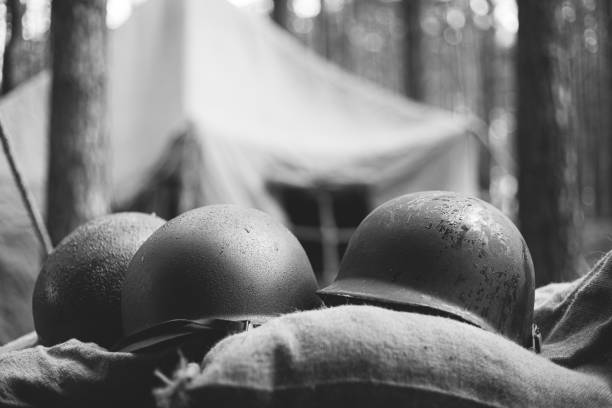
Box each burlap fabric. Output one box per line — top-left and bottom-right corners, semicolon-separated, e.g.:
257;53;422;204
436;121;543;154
0;339;159;408
0;332;223;408
534;251;612;367
154;305;612;408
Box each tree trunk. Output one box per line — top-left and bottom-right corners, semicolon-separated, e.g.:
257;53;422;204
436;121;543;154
271;0;290;31
601;0;612;216
478;16;495;196
2;0;24;94
402;0;423;100
316;0;331;59
516;0;583;286
46;0;109;244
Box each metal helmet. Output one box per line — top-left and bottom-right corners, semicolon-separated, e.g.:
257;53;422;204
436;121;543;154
32;213;166;348
119;204;322;351
317;191;535;347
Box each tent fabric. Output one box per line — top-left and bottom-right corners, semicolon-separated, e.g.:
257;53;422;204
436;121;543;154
0;0;477;215
181;0;478;217
2;251;611;408
116;125;206;220
0;74;49;340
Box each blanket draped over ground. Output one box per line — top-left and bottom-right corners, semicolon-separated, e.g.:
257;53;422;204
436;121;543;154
2;252;612;408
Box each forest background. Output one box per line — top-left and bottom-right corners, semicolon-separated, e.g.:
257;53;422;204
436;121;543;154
0;0;608;289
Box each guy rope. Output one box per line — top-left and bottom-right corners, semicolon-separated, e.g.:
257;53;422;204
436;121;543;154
0;121;53;255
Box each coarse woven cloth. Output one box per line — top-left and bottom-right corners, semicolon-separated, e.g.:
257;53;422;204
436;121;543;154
534;250;612;367
3;251;612;407
0;339;161;408
0;333;220;408
154;305;612;408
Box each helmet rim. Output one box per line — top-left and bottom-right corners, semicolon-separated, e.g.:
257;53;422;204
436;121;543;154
317;277;498;335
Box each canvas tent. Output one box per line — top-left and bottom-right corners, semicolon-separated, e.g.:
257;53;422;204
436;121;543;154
179;0;478;219
0;0;477;221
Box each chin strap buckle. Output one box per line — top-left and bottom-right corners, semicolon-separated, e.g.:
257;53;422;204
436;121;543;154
242;320;261;331
531;324;541;353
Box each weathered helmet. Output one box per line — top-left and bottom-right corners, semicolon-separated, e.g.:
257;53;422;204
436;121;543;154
32;213;165;348
119;204;322;351
317;191;535;347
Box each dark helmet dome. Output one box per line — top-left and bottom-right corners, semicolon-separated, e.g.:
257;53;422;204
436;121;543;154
33;212;165;348
121;204;322;338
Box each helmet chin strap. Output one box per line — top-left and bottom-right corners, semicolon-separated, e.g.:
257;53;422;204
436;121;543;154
114;318;263;353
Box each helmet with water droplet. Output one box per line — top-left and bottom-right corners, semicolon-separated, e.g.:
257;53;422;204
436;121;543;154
318;191;535;347
119;204;322;352
33;212;165;348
